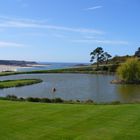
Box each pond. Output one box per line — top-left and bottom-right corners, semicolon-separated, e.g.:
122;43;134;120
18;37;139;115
0;73;140;103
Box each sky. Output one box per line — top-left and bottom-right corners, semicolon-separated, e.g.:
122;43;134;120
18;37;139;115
0;0;139;62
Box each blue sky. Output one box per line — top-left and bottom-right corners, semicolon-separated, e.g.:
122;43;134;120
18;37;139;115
0;0;139;62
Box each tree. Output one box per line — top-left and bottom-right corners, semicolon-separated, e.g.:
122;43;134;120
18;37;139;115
117;58;140;83
103;52;112;64
90;47;104;68
135;47;140;57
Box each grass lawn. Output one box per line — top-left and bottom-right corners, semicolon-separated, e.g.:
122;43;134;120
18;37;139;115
0;101;140;140
0;79;42;89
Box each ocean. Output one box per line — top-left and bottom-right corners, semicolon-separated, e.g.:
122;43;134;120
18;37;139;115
17;62;89;72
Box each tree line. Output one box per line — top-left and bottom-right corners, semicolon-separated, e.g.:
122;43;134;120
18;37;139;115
90;47;140;68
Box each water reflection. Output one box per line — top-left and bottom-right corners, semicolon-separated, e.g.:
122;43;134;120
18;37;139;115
117;84;140;102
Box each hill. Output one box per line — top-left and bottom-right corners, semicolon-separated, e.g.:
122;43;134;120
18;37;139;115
0;60;37;66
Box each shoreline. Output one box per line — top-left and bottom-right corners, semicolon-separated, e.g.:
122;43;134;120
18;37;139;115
0;65;115;77
0;65;20;72
0;64;49;72
2;95;140;105
111;79;140;84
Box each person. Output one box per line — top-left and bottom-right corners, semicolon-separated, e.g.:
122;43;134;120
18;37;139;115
52;88;56;93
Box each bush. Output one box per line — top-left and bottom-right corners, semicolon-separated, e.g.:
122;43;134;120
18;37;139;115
52;98;64;103
110;101;121;105
85;99;94;104
101;66;109;71
41;98;52;103
0;97;7;100
19;97;25;101
76;100;80;103
117;58;140;83
108;64;119;72
26;97;41;102
6;95;18;101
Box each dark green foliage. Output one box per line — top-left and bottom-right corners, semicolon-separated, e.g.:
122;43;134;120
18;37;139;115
90;47;112;68
26;97;41;102
52;98;64;103
94;64;118;72
95;65;109;71
135;47;140;57
76;100;80;103
101;65;109;71
3;95;65;103
90;47;104;67
110;101;121;105
110;55;132;64
0;97;8;100
19;97;25;101
108;64;119;72
103;52;112;64
40;98;52;103
6;95;18;101
85;99;94;104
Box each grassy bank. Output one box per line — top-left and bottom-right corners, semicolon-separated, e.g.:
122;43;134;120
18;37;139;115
0;66;95;76
0;100;140;140
0;79;42;89
0;64;118;77
23;64;118;74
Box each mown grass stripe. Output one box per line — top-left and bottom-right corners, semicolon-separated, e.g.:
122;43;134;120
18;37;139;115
0;101;140;140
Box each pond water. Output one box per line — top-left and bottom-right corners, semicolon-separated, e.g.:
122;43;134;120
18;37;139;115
0;74;140;103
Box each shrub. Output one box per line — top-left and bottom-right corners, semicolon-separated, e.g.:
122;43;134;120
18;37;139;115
26;97;41;102
110;101;121;105
76;100;80;103
117;58;140;83
52;98;64;103
64;100;74;104
19;97;25;101
95;66;109;71
85;99;94;104
0;97;7;100
101;66;109;71
41;98;52;103
6;95;18;101
108;64;119;72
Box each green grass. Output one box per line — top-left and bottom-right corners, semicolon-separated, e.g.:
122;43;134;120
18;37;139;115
0;100;140;140
0;79;42;88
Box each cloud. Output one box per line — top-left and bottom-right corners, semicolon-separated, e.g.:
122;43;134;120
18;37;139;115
0;41;25;48
84;6;103;11
0;16;104;35
73;39;129;45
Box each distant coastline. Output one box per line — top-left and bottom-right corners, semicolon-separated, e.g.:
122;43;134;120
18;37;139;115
0;60;39;72
0;60;37;66
0;60;89;72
